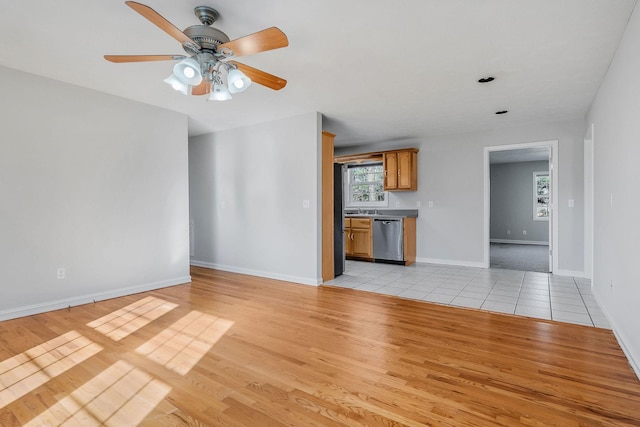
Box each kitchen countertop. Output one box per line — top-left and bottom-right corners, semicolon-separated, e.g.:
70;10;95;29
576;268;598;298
344;209;418;218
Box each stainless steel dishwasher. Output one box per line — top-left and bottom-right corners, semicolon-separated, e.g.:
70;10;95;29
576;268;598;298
373;218;403;261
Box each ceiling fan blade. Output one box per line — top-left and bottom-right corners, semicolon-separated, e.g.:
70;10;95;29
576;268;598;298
218;27;288;57
191;80;211;96
104;54;186;63
229;61;287;90
125;1;200;49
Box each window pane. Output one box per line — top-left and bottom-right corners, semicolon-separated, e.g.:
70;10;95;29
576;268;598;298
536;207;549;217
536;175;550;195
533;172;550;220
349;164;386;205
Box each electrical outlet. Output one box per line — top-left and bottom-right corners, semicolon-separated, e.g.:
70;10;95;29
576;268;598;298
610;280;614;293
57;268;66;280
417;201;421;208
428;201;434;208
523;230;527;236
302;200;310;208
507;229;511;235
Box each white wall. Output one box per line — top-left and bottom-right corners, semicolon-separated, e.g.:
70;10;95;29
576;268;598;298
189;112;322;285
586;5;640;377
0;66;191;320
335;119;585;272
490;161;549;243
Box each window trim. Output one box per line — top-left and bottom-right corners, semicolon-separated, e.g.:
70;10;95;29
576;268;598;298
344;163;389;208
533;171;550;221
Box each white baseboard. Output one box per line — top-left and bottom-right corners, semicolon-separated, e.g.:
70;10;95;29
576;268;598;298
414;257;485;269
592;291;640;381
554;269;587;278
490;239;549;246
0;275;192;322
612;326;640;381
190;260;321;286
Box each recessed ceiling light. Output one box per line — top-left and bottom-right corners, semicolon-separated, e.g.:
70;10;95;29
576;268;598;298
495;110;508;115
478;77;495;83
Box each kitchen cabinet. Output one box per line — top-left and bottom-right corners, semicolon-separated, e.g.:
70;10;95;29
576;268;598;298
344;218;352;255
345;217;373;259
403;217;416;266
383;149;418;191
345;216;416;265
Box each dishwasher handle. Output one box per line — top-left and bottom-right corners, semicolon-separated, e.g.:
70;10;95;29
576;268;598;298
374;218;401;225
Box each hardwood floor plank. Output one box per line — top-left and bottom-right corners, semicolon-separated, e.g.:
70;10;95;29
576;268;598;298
0;266;639;426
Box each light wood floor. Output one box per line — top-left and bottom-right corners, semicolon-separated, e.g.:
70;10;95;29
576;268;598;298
1;266;639;426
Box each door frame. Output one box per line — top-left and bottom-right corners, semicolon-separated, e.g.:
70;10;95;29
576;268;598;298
483;140;559;272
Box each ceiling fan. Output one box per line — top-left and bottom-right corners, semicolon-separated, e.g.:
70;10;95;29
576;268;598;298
105;1;289;101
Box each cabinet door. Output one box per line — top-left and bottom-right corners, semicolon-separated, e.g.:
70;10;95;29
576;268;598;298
351;228;372;257
384;153;398;190
345;227;353;256
397;151;414;189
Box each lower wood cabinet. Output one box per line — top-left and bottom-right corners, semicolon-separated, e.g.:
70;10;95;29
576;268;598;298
345;217;373;259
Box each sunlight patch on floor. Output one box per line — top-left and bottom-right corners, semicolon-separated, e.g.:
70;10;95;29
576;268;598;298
136;310;234;375
0;331;102;408
24;360;171;426
87;296;178;341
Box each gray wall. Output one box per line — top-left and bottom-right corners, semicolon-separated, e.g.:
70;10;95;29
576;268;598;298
189;112;323;285
335;119;585;273
490;161;549;243
587;5;640;376
0;66;191;320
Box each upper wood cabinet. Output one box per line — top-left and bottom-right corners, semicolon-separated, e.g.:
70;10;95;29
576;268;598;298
383;149;418;191
336;148;419;192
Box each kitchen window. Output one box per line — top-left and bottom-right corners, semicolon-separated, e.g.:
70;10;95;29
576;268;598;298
345;163;388;207
534;171;550;220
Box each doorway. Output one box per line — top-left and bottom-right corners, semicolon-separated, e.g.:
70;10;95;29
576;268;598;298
484;141;559;273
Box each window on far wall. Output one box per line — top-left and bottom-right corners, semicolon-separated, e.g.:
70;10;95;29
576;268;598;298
533;171;550;221
345;163;388;207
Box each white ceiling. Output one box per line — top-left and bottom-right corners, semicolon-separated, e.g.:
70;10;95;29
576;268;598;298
0;0;636;147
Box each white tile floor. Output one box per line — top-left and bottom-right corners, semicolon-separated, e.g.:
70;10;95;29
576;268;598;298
324;260;610;329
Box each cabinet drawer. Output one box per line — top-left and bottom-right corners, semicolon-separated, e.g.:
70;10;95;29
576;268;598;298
344;217;351;227
351;218;371;229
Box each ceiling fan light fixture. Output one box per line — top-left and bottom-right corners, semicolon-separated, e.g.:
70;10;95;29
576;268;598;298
163;74;189;95
173;57;202;85
209;82;232;101
227;68;251;93
106;3;289;100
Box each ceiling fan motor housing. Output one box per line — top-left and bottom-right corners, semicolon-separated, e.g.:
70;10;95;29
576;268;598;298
183;25;230;53
182;6;229;55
